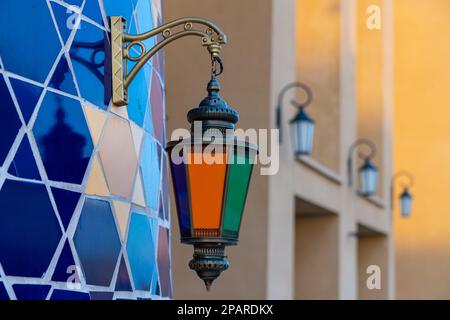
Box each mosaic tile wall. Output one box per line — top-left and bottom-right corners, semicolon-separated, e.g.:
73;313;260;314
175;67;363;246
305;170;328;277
0;0;172;300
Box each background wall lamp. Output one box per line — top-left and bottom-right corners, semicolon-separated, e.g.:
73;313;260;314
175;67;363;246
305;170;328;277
347;139;378;197
106;16;258;291
391;171;414;217
275;82;315;155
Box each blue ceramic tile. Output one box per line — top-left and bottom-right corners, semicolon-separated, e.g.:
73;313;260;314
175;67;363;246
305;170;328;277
149;216;159;294
70;20;108;109
158;226;172;297
156;281;160;296
103;0;134;23
82;0;103;25
90;291;114;300
158;194;164;219
0;282;9;300
49;54;78;96
143;100;154;134
8;135;41;180
50;289;90;300
62;0;85;7
0;0;61;83
33;91;93;184
13;284;51;300
0;180;62;277
51;240;76;282
141;134;160;210
74;198;121;286
115;256;132;292
0;75;21;166
126;213;157;291
135;0;155;51
150;71;165;144
51;187;81;230
128;63;151;127
9;77;43;125
50;2;78;45
162;154;170;220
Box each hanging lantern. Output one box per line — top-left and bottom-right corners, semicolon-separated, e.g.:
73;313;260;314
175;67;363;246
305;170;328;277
347;139;378;197
167;78;258;290
391;172;414;218
276;82;315;156
290;107;315;155
359;158;378;197
399;188;413;217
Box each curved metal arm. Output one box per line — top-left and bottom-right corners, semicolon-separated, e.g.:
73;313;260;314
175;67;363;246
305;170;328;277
108;16;227;106
347;138;377;187
276;82;313;143
390;171;414;209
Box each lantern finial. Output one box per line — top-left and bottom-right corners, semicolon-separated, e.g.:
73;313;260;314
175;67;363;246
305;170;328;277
188;244;229;291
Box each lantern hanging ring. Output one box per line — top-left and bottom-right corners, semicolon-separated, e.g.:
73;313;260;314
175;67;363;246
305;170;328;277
391;171;414;189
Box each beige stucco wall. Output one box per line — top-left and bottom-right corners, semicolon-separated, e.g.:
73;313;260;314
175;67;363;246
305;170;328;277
358;235;389;299
164;0;395;299
296;0;341;173
295;214;339;299
164;0;272;299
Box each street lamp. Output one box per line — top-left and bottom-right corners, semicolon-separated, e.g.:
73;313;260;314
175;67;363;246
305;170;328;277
391;171;414;217
347;139;378;197
106;16;258;290
276;82;315;156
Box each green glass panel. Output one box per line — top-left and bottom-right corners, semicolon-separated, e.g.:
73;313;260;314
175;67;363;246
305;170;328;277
223;151;254;236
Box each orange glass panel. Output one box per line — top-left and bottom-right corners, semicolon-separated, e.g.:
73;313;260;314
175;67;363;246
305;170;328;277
187;146;227;230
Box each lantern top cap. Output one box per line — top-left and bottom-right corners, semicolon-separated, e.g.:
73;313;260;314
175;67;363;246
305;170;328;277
360;158;377;171
166;136;259;153
289;107;314;124
400;188;412;199
187;78;239;126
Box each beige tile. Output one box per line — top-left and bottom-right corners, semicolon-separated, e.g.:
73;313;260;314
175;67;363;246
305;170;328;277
85;155;109;196
130;121;144;159
132;170;146;207
110;105;129;120
82;105;107;145
99;116;138;198
112;200;131;241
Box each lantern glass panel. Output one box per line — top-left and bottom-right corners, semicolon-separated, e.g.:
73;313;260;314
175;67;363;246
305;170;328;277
169;151;191;238
290;117;314;155
359;164;377;196
187;145;227;235
222;147;255;238
400;190;413;217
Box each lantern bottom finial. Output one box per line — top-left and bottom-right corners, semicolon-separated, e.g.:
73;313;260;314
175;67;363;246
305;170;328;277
188;244;229;291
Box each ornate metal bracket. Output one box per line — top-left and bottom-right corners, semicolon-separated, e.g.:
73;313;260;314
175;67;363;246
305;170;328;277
108;16;227;106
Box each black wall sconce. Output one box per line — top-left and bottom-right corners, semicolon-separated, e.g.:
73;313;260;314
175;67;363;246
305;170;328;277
105;16;258;291
391;171;414;217
347;139;378;197
275;82;315;156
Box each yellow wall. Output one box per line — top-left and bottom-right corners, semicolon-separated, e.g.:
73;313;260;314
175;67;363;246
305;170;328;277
296;0;341;172
394;0;450;299
356;0;384;197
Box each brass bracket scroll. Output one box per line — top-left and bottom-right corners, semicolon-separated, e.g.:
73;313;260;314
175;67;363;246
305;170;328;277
108;16;227;106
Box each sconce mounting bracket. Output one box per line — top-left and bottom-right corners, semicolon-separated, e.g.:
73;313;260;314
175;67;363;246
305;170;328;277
109;16;227;106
